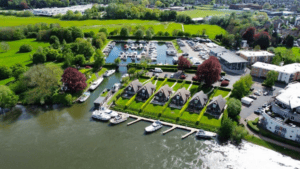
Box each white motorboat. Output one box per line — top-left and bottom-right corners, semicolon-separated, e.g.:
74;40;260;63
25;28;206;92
139;44;143;49
172;57;178;64
89;77;104;90
127;52;132;57
103;70;116;77
102;108;118;118
110;113;129;124
144;46;148;50
79;92;91;102
112;83;121;93
166;50;177;56
121;55;127;60
136;55;141;60
195;129;217;139
92;110;111;121
121;73;129;79
141;51;146;56
151;57;157;62
131;56;136;61
145;120;163;133
133;52;137;56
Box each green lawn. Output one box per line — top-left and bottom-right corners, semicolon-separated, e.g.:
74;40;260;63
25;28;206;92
199;114;222;127
98;68;108;76
213;89;230;98
116;97;130;106
161;107;181;120
180;111;199;123
0;77;15;85
172;83;182;91
128;100;144;110
189;84;200;95
183;25;227;39
179;9;233;18
274;47;300;62
0;38;49;67
138;77;151;83
155;79;165;87
164;80;175;88
144;103;164;116
183;83;190;90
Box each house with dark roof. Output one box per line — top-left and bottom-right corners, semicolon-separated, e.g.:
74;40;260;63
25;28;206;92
151;85;173;105
136;82;156;102
169;88;191;109
187;91;208;113
206;95;226;118
122;79;142;99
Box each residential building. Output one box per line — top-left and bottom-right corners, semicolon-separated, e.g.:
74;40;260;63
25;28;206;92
169;88;191;109
251;62;300;83
209;45;248;75
260;82;300;143
152;85;173;105
237;50;275;64
136;82;156;102
122;79;143;98
206;95;226;118
187;91;208;113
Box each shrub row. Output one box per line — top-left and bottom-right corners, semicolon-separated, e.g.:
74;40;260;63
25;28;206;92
167;79;177;82
178;98;191;117
247;120;260;133
125;94;136;108
217;87;232;91
220;72;226;76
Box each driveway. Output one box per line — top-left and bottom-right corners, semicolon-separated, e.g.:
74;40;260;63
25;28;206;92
239;81;286;119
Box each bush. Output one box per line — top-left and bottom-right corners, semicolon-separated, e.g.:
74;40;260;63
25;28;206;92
0;65;12;80
247;120;260;133
19;44;32;53
220;72;226;76
32;52;46;64
64;94;73;106
46;49;59;61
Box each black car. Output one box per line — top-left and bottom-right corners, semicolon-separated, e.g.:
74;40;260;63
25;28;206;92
250;87;254;91
182;53;189;56
254;109;261;115
164;74;168;78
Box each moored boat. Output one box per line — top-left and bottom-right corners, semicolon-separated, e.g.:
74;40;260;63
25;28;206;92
92;110;111;121
145;120;163;133
103;70;116;77
195;129;217;139
79;92;91;102
110;113;129;124
89;77;104;91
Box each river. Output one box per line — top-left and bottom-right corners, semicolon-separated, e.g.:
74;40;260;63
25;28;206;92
0;68;300;169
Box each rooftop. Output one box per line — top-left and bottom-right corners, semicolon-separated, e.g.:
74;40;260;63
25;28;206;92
238;50;275;57
252;62;300;74
276;82;300;109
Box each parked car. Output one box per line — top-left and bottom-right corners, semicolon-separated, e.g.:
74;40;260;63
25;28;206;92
254;109;261;115
254;91;261;96
219;76;224;81
164;74;168;78
154;68;163;73
224;78;230;81
221;80;229;86
192;76;199;81
180;75;186;79
149;69;154;72
170;73;174;78
271;86;276;91
263;91;268;96
249;95;257;100
262;103;268;108
250;87;254;91
182;53;189;56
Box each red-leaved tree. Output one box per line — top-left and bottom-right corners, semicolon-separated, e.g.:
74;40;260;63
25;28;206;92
62;67;87;92
254;31;271;50
178;56;192;72
20;2;29;9
196;56;221;86
242;27;256;44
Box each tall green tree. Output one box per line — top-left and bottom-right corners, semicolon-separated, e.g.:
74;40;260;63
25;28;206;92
218;117;234;142
93;50;105;72
120;27;129;37
231;126;248;145
0;85;18;111
227;98;242;119
231;74;253;99
264;70;279;87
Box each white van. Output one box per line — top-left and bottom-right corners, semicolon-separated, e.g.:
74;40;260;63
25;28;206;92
241;97;254;106
154;68;163;73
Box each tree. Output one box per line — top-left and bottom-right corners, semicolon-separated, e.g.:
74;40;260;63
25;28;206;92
0;65;12;80
114;57;121;65
72;38;95;60
0;42;10;52
263;2;272;9
254;31;270;50
22;64;63;104
156;31;164;36
231;74;253;99
242;27;256;45
254;45;261;51
93;49;105;71
49;35;59;44
62;67;87;92
195;56;221;86
231;126;248;145
218;117;234;142
285;35;294;48
145;29;153;39
135;29;144;39
227;98;242;119
19;44;32;53
0;85;18;111
74;54;86;66
32;52;46;64
10;63;26;80
164;32;170;36
120;27;129;37
264;70;279;87
128;67;136;78
99;28;108;36
177;56;192;72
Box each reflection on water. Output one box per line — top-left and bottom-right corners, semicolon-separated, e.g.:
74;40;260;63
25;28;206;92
0;68;300;169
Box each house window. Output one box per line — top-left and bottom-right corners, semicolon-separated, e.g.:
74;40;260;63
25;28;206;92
159;92;162;96
212;103;216;108
195;100;198;103
291;116;295;121
128;87;131;90
142;89;145;93
177;95;179;100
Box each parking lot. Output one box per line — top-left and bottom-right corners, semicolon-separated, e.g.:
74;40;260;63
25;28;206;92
240;80;286;119
146;71;194;81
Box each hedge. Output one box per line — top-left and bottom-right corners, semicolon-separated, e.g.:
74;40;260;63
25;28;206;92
167;79;177;82
221;72;226;76
247;120;260;133
185;70;197;74
185;81;192;84
217;87;232;91
178;98;191;117
140;94;155;110
125;94;136;108
109;36;177;40
103;63;118;69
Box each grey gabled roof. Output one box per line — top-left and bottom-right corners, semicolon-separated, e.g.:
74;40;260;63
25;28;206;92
139;82;156;95
127;79;143;92
207;95;226;110
172;88;191;102
190;91;208;105
156;84;173;97
210;47;248;63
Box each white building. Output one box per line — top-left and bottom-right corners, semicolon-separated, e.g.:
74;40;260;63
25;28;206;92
251;62;300;84
237;50;275;64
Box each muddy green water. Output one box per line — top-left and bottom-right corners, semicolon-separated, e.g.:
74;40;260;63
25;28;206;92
1;69;300;169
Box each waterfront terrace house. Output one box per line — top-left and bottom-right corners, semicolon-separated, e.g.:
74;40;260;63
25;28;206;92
260;82;300;143
169;88;191;109
136;82;156;102
187;91;208;113
206;95;226;118
151;85;173;105
251;62;300;84
123;79;142;99
209;45;248;75
237;51;275;65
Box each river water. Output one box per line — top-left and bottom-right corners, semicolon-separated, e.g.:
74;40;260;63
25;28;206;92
1;68;300;169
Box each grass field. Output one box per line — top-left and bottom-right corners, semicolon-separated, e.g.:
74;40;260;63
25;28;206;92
116;97;130;106
213;89;230;98
161;107;181;120
138;77;151;83
172;83;182;91
128;100;144;110
155;79;165;87
179;9;232;18
274;47;300;62
144;103;164;115
0;77;15;85
180;111;199;123
183;83;190;90
0;39;49;67
183;25;227;39
199;114;222;127
164;81;175;88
